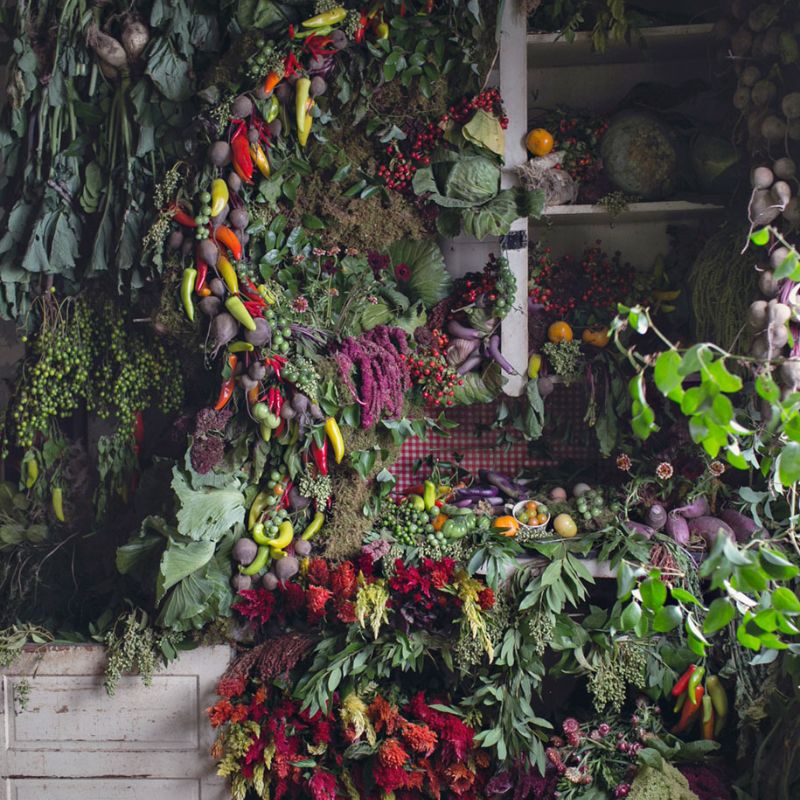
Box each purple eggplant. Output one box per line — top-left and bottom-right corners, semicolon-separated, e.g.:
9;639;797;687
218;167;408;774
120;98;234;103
454;498;474;508
487;335;516;374
447;319;483;340
482;470;522;499
718;509;760;542
456;487;498;499
624;520;656;539
457;354;482;375
673;496;710;519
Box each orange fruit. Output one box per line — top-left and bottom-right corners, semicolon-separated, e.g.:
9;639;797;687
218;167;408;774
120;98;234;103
492;515;520;537
526;128;554;157
547;321;573;343
582;326;610;348
525;501;538;513
536;513;549;526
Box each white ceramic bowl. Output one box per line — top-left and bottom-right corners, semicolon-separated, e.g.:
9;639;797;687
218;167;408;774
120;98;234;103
512;499;550;535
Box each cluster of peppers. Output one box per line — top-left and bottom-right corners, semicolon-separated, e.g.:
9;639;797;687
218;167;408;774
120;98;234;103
670;665;729;741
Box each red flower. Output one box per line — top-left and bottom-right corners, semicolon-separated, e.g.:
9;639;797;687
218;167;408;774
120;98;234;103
279;581;306;613
207;699;233;727
306;584;333;619
232;588;276;624
308;770;337;800
331;561;357;598
394;262;412;282
312;718;333;746
217;674;247;699
400;721;438;756
379;738;410;768
426;557;455;589
335;599;357;624
308;558;330;586
477;587;495;610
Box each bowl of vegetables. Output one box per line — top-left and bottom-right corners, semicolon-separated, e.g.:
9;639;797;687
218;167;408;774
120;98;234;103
512;498;550;535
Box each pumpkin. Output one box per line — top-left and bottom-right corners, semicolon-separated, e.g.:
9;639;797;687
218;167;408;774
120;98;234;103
582;326;610;348
492;515;520;537
526;128;554;157
547;321;573;343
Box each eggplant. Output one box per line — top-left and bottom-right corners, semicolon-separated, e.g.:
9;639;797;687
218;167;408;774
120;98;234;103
624;520;656;539
483;470;522;499
447;319;483;340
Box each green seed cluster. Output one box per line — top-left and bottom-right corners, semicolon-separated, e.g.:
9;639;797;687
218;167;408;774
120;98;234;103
4;299;183;452
264;306;293;356
542;339;584;382
379;502;435;546
526;608;555;656
588;641;647;714
282;356;319;400
297;474;332;507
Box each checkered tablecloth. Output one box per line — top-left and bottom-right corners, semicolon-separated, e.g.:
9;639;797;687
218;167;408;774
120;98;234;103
393;383;596;493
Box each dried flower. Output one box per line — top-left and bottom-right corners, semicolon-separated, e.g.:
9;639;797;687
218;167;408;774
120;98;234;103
562;717;580;735
616;453;632;472
708;460;726;477
292;296;309;313
656;461;674;480
400;721;437;756
378;738;410;768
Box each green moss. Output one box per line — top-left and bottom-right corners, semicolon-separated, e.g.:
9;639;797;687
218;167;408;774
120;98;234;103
322;468;373;561
629;763;700;800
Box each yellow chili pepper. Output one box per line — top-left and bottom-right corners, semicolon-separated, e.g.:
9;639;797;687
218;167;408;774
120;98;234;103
52;486;65;523
248;491;270;530
225;296;257;331
210;178;229;217
249;142;270;178
22;455;38;490
301;511;325;541
376;20;389;39
265;95;279;124
264;520;294;550
302;6;347;27
218;255;239;295
324;417;345;464
296;78;313;147
423;480;437;511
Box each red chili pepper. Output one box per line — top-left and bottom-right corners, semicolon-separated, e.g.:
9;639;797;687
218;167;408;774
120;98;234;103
671;665;696;697
671;686;704;735
169;204;197;228
265;355;288;380
133;410;145;457
275;419;286;440
244;300;265;316
283;53;300;78
230;135;254;184
311;440;329;476
425;0;435;12
241;277;266;304
214;354;238;411
354;15;368;43
267;387;284;415
195;262;208;293
288;23;295;39
280;478;291;507
214;225;244;261
400;2;406;15
303;33;338;57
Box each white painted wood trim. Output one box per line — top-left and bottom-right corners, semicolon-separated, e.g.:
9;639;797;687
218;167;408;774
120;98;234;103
1;645;232;800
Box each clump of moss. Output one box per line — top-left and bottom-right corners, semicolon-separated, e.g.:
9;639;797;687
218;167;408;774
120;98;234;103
629;763;700;800
291;172;426;251
371;77;449;121
322;468;374;561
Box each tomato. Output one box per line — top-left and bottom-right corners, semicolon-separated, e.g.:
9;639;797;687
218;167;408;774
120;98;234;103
525;501;538;513
553;513;578;538
493;515;520;537
536;513;549;525
526;128;554;157
582;325;610;348
517;511;529;524
547;321;573;343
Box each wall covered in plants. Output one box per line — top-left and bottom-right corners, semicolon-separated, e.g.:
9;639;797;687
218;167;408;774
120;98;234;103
1;1;800;799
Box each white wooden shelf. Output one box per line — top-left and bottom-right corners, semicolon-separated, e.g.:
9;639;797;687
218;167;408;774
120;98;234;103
534;200;726;225
527;24;715;68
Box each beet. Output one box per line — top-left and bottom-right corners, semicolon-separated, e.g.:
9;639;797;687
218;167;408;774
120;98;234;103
198;296;222;318
289;487;310;511
624;521;655;539
673;496;710;519
233;538;258;565
243;317;271;347
229;207;249;230
197;238;219;267
646;503;667;531
231;574;252;592
293;539;312;557
274;555;299;583
262;572;279;591
209;278;226;298
718;509;759;542
208;141;232;167
231;95;253;118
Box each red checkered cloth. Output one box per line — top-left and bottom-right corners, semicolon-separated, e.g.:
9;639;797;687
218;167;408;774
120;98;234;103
393;383;595;494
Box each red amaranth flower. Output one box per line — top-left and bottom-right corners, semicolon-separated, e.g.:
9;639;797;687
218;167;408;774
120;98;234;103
335;599;357;624
379;738;410;768
233;588;276;624
207;699;233;727
478;587;495;610
400;721;438;756
217;674;247;699
307;557;330;586
306;585;333;619
308;769;338;800
331;561;357;598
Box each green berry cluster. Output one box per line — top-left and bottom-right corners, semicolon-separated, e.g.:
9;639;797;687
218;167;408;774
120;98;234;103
4;298;183;453
526;608;555;656
379;502;435;546
193;191;213;239
264;306;293;356
246;42;284;82
587;641;647;714
281;355;319;400
492;255;516;320
575;489;619;530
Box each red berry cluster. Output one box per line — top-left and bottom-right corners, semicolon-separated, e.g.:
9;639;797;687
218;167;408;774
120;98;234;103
546;112;609;183
455;265;497;305
528;242;636;323
445;88;508;129
405;330;463;407
377;142;415;191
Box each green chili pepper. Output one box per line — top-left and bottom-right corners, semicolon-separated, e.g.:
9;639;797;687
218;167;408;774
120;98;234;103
265;95;280;124
248;492;270;530
239;544;270;575
301;6;346;27
252;522;270;546
294;25;333;38
301;511;325;541
228;341;255;353
688;665;705;705
181;268;197;321
225;296;257;331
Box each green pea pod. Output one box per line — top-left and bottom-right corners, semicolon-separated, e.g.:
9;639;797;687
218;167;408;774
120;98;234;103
239;544;270;575
181;268;197;322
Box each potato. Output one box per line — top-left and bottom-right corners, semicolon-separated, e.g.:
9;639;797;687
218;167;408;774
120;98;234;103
773;157;796;180
759;269;780;297
740;65;762;87
751;165;774;188
751;79;778;107
783;198;800;226
734;86;751;111
748;299;769;329
783;92;800;119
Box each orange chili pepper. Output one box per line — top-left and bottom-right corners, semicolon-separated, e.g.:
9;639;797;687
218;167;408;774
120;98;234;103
432;514;449;532
671;686;704;735
214;226;243;261
214;354;238;411
264;71;281;95
247;385;260;406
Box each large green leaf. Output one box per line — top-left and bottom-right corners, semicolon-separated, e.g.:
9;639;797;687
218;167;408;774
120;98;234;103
461;189;519;239
452;363;506;405
156;539;217;602
387;239;451;307
172;467;245;541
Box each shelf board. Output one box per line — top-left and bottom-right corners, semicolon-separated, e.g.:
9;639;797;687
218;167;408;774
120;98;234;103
527;24;715;68
533;200;726;225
